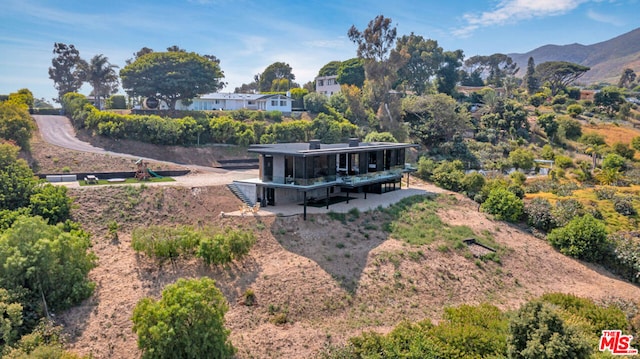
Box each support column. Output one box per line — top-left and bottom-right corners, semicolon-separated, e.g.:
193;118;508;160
303;191;307;221
326;187;330;209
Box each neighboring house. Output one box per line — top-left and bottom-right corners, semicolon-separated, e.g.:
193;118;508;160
315;75;341;97
233;139;417;219
174;93;293;112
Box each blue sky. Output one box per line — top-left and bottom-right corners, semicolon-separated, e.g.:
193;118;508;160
1;0;638;103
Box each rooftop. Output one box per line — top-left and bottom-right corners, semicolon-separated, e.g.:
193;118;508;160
248;140;416;157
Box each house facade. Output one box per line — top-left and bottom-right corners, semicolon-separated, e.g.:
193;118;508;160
315;75;341;97
233;139;417;219
175;93;293;112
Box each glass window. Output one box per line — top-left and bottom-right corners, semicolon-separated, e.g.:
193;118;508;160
271;100;277;106
280;100;286;106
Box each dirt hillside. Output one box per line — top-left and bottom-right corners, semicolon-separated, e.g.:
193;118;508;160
28;132;640;358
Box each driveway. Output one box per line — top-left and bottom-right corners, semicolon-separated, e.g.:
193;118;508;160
32;114;258;184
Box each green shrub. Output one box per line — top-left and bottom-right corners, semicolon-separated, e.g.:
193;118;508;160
554;155;573;169
607;232;640;283
552;199;585;227
462;172;486;199
566;104;584;118
612;142;635;159
431;160;465;192
481;188;524;222
594;186;616;200
547;214;609;262
602;153;626;170
415;157;437;181
613;195;636;216
525;197;556;232
579;132;606;146
557;117;582;139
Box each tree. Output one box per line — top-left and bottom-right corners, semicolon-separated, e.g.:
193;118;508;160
83;54;119;110
348;15;397;62
120;51;225;110
537;113;558;141
395;33;444;95
535;61;590;96
509;148;534;171
348;15;402;133
0;101;36;150
303;92;328;113
131;278;236;359
48;43;86;103
257;62;295;92
436;50;464;96
29;184;72;224
0;143;37;211
618;68;636;88
402;93;470;147
547;214;608;262
336;58;365;88
524;57;539;94
318;60;342;76
594;86;625;117
508;300;591;359
0;216;96;327
464;53;518;87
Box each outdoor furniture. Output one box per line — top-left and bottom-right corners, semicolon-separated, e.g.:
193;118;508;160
84;175;98;184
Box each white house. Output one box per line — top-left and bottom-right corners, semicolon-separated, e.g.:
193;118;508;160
175;93;293;112
315;75;341;97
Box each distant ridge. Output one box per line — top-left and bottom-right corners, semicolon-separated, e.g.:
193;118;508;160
508;27;640;85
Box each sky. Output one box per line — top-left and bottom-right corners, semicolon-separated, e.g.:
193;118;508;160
1;0;638;103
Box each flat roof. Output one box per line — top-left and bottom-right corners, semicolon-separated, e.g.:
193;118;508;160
248;141;417;157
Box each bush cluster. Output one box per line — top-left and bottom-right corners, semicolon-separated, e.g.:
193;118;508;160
131;225;256;266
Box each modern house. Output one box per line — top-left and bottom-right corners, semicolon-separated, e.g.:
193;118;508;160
232;139;417;219
174;93;293;112
315;75;341;97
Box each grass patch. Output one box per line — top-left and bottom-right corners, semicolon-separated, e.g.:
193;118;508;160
79;177;174;186
384;195;475;245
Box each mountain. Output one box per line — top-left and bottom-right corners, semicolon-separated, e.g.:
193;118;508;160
508;27;640;85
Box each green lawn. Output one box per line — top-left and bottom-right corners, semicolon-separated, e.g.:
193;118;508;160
79;177;175;186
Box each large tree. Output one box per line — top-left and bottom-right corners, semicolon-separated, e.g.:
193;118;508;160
523;57;539;95
594;86;626;117
536;61;590;96
132;277;235;359
395;33;444;95
318;60;342;77
348;15;397;62
464;53;518;87
436;50;464;96
83;54;119;110
120;51;225;110
257;62;295;92
337;58;365;88
402;93;470;147
48;43;87;103
618;68;636;89
348;15;403;136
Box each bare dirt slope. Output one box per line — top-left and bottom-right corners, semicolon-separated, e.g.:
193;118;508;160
28;131;640;358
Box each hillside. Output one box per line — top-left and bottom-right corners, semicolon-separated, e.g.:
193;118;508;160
31;134;639;358
509;27;640;85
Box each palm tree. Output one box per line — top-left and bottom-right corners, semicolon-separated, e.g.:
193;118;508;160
84;55;119;109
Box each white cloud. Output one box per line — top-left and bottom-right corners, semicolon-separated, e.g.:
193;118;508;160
454;0;588;37
586;9;624;25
